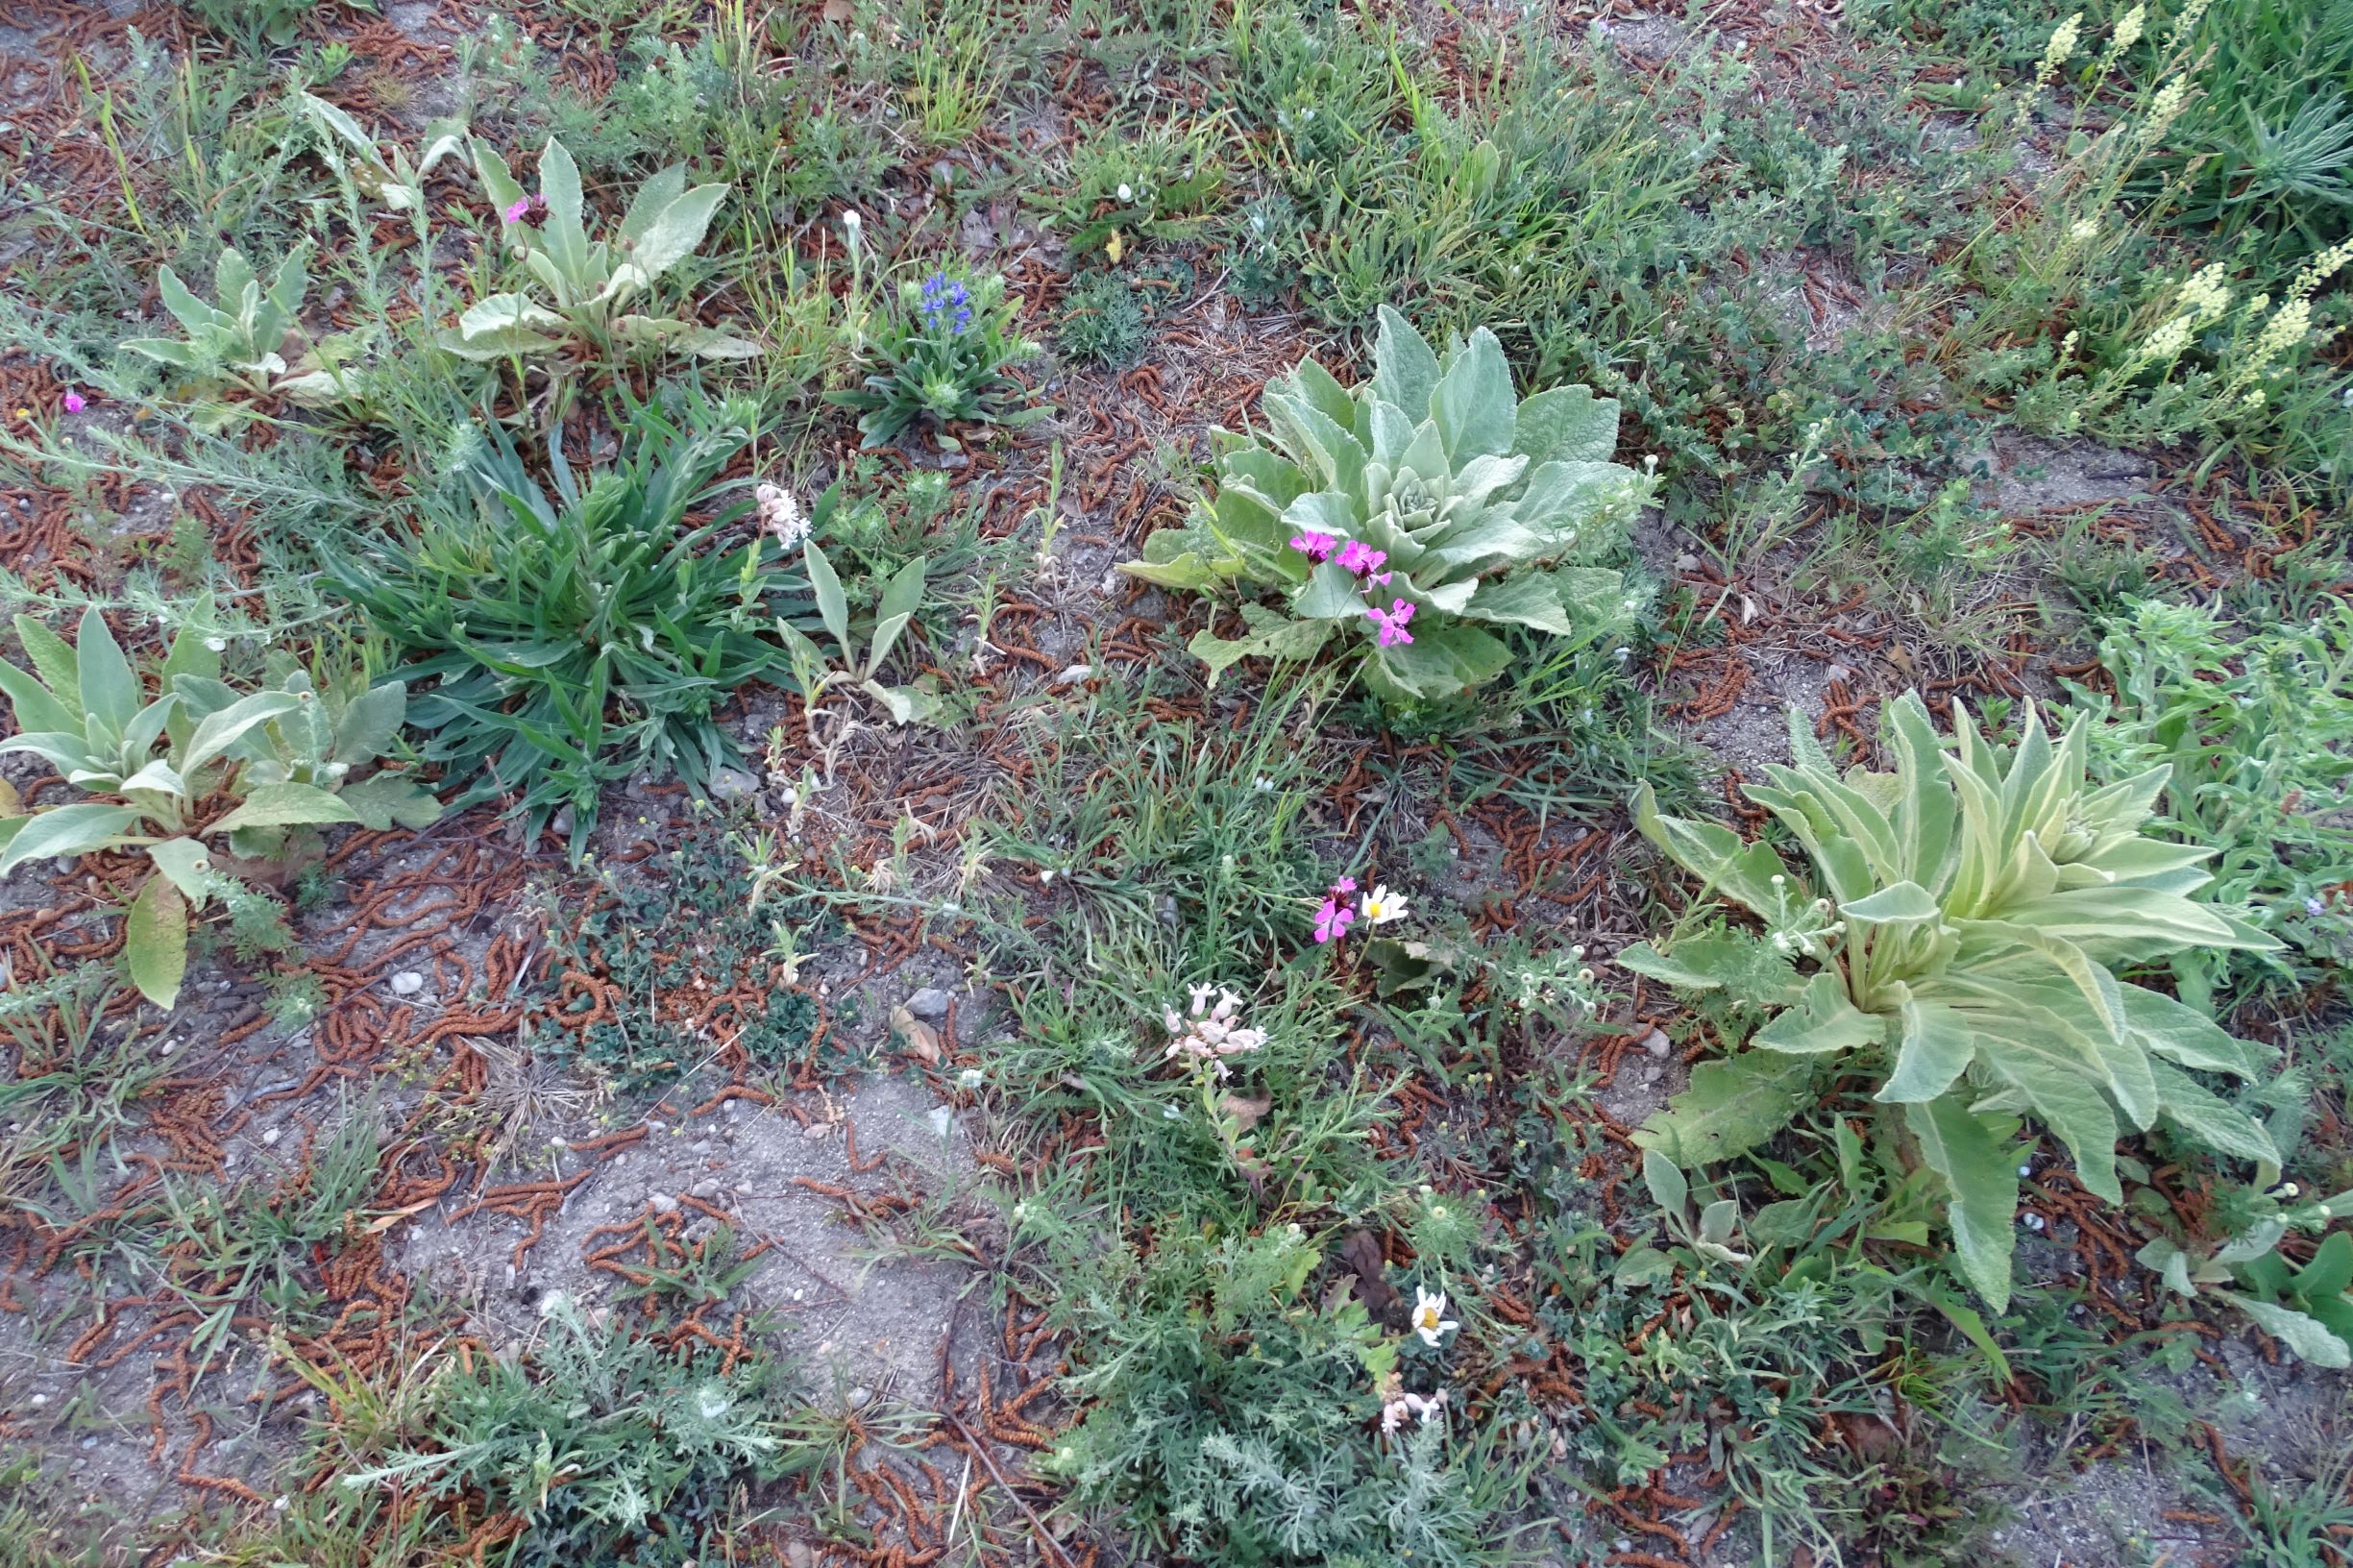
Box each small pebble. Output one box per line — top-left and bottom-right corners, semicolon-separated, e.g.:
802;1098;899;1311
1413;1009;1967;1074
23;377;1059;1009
648;1193;679;1214
802;1121;832;1139
260;1128;282;1146
389;971;425;996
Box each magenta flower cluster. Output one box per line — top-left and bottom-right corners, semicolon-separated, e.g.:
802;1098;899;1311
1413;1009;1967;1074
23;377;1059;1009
1366;599;1415;647
1288;532;1413;649
1313;875;1357;944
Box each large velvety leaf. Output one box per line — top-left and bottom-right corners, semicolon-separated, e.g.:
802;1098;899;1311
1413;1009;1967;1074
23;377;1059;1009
1512;383;1619;465
0;803;147;874
1632;1050;1816;1166
609;317;762;359
1752;971;1883;1055
536;137;590;283
1118;547;1223;593
144;838;214;903
1362;621;1512;701
1973;1019;2123;1203
1370;306;1441;418
1430;328;1516;461
14;614;81;710
2227;1295;2352;1368
75;604;140;744
1906;1094;2022;1311
1189;604;1333;685
0;651;78;738
2121;981;2270;1078
126;875;188;1011
1458;571;1573;635
2148;1058;2280;1167
330;772;446;832
208;782;363;835
1630;782;1793;918
1876;998;1979;1103
331;682;406;767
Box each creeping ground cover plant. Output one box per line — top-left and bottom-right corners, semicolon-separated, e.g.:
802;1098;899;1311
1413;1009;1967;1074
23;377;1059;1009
1622;694;2282;1309
1122;306;1655;705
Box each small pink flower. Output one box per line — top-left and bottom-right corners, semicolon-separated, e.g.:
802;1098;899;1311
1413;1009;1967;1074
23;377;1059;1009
1288;530;1338;562
1336;540;1387;577
1313;896;1356;944
502;197;532;224
61;391;86;414
1329;876;1358;896
1366;599;1416;648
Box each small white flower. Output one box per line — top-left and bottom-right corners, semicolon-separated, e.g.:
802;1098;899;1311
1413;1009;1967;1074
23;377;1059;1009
1360;884;1409;925
755;483;809;548
1409;1286;1458;1347
1116;183;1134;203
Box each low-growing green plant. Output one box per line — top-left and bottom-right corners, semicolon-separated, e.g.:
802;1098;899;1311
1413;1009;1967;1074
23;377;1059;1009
2066;596;2353;1007
1034;117;1229;261
124;241;315;403
186;0;323;49
544;803;825;1090
0;605;440;1007
444;136;758;362
1059;269;1149;367
772;532;935;741
297;91;466;221
2140;1186;2353;1365
828;269;1045;448
1042;1224;1514;1566
1623;695;2281;1308
1123;306;1654;706
321;390;808;858
339;1293;800;1568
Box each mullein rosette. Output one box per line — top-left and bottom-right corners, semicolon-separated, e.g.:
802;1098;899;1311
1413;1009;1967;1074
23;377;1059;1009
1123;305;1657;705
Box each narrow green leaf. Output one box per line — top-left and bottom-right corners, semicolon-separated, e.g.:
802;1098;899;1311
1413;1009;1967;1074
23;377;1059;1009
803;541;850;653
74;605;140;742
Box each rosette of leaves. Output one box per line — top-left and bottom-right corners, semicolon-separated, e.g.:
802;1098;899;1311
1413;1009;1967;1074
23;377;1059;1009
123;242;326;415
1121;306;1654;705
320;391;810;859
444;136;758;362
1621;695;2281;1308
828;271;1046;448
0;607;440;1008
